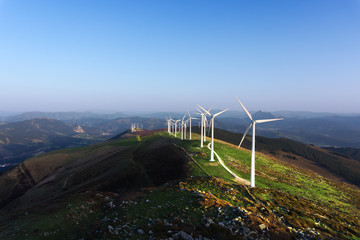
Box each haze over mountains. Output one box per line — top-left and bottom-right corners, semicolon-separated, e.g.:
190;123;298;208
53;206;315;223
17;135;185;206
0;110;359;173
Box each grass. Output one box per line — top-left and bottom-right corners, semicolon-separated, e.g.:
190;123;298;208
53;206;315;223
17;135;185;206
1;131;359;240
174;132;360;238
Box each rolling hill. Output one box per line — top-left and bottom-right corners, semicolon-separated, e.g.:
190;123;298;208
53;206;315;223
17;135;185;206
0;118;98;172
0;130;359;239
3;111;127;122
216;113;360;149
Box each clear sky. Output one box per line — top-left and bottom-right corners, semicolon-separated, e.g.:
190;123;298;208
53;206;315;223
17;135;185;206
0;0;359;113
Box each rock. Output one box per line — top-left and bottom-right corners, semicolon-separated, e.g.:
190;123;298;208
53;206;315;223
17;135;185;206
242;227;249;234
232;217;243;223
137;229;145;234
259;223;267;230
108;201;115;208
173;231;193;240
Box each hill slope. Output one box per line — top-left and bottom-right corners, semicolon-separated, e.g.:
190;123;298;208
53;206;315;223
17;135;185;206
0;131;359;239
191;127;360;186
0;118;98;172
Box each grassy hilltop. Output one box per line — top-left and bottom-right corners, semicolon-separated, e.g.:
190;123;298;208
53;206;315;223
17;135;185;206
0;130;359;240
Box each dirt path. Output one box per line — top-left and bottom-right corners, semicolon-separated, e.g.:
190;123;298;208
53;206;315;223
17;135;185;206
207;143;250;186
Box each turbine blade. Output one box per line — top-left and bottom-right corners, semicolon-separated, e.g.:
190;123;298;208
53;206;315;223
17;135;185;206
197;104;211;115
238;123;252;148
235;97;253;121
207;118;212;132
213;108;229;117
255;118;284;124
195;107;202;113
182;114;186;121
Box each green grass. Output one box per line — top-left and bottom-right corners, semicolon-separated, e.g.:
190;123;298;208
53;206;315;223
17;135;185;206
1;131;359;240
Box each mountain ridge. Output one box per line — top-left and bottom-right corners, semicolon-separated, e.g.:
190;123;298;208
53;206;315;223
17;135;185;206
0;130;359;239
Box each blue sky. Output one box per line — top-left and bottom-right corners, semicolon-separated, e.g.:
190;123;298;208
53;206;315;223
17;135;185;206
0;0;359;113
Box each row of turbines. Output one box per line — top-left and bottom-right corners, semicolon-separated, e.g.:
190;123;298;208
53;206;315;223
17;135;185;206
165;112;197;140
165;97;283;188
130;123;143;132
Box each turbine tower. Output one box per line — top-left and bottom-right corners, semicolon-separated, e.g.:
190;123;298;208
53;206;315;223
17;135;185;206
198;105;229;161
196;107;212;147
187;111;198;140
174;120;180;137
236;97;284;188
181;114;186;140
165;117;171;134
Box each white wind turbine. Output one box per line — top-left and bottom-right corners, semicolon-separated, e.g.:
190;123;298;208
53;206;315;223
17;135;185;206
198;105;229;161
203;115;209;142
184;118;189;139
187;111;198;140
181;114;186;140
195;107;212;147
236;97;284;188
165;117;172;134
174;119;180;137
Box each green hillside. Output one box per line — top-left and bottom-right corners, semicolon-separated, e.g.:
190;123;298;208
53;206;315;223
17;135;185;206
0;131;359;239
191;127;360;186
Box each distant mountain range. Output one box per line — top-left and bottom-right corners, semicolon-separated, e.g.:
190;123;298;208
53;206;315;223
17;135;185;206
0;117;168;172
1;110;359;173
3;110;359;122
0;118;98;172
216;113;360;148
0;111;127;122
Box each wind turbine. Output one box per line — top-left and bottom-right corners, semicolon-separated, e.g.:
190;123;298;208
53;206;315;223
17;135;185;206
203;115;209;142
165;117;171;134
174;120;180;137
181;114;186;140
195;106;212;147
236;97;284;187
184;118;189;139
187;111;198;140
198;105;229;161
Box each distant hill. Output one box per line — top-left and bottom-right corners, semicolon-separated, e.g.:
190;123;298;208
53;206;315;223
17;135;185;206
4;111;127;122
0;118;97;172
67;117;166;137
323;147;360;162
0;118;76;144
0;117;169;172
216;113;360;148
271;111;340;119
252;111;276;120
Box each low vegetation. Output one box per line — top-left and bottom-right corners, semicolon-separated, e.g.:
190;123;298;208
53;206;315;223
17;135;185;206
0;131;359;239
